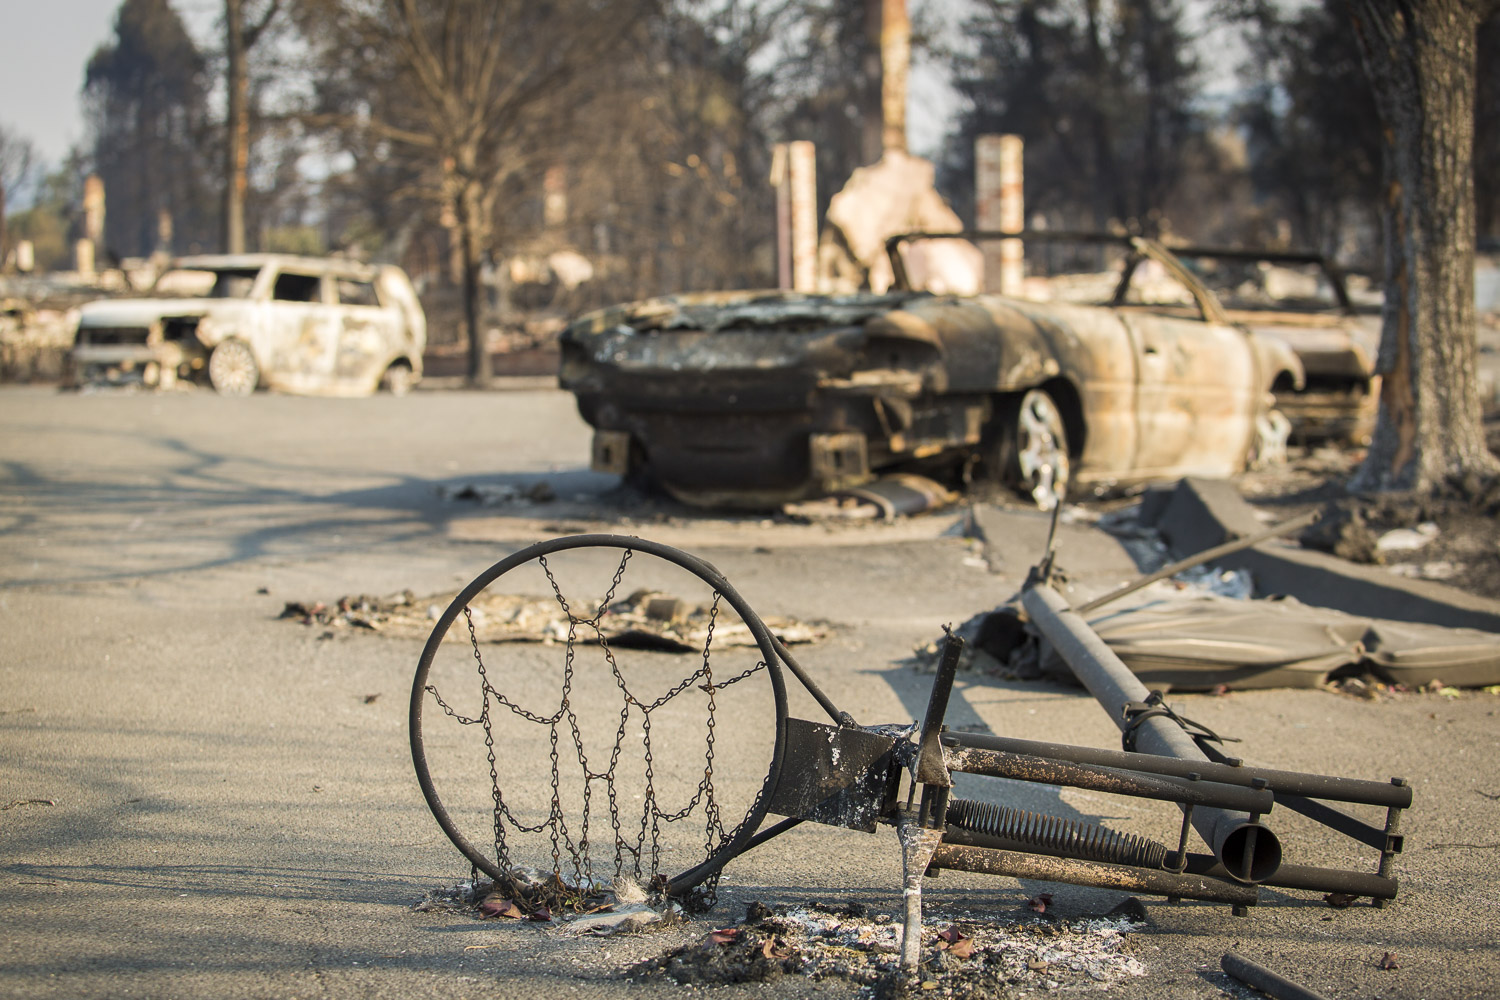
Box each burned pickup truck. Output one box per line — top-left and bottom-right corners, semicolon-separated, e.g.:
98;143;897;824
559;232;1304;509
70;254;426;396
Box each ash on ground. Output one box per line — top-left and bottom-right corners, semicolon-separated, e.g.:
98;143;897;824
628;901;1147;997
411;872;682;935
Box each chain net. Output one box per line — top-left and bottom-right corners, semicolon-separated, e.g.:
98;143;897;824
422;547;772;911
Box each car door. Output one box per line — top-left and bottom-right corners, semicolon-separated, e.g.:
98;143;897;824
264;267;340;390
331;274;397;390
1115;253;1259;476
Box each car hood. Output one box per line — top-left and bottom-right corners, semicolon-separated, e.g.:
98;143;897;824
76;298;223;327
564;289;922;337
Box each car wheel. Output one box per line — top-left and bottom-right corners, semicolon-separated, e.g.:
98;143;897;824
994;388;1071;510
208;340;258;396
380;363;413;397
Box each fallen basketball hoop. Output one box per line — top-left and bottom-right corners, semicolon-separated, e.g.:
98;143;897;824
409;531;1410;975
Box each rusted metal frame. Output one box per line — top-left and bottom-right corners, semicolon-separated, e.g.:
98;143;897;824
885;230;1151;293
1169;244;1358;314
1183;855;1398;901
929;844;1259;906
940;745;1274;813
1129;237;1231;326
1073;509;1322;615
1373;788;1407;909
769;633;854;728
914;630;962;786
1020;581;1282;884
941;731;1413;809
1276;794;1399;854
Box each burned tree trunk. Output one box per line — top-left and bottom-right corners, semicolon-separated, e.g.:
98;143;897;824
1347;0;1500;492
455;176;493;388
223;0;278;254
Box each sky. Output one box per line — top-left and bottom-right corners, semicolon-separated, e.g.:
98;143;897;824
0;0;1236;192
0;0;217;169
0;0;968;180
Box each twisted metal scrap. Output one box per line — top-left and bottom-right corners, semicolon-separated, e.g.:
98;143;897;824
424;548;766;908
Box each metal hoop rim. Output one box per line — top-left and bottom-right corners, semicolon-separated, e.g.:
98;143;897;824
408;533;790;895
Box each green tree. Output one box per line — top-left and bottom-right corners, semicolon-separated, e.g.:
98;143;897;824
85;0;218;259
7;163;85;273
1228;0;1383;253
941;0;1206;234
0;123;36;271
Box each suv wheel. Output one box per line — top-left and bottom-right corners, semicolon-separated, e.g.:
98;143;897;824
208;340;259;396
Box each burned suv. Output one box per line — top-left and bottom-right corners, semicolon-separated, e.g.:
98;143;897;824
70;254;426;396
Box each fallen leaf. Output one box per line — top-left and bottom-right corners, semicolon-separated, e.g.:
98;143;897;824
937;925;966;943
478;897;526;920
948;937;975;959
1378;952;1400;970
1028;893;1053;914
527;906;552;922
708;928;740;945
1323;892;1358;908
1028;959;1050;972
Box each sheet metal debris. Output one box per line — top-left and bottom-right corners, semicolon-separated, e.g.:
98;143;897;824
781;473;957;521
1074;593;1500;690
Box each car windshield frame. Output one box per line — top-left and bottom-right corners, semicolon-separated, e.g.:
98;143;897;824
883;229;1231;326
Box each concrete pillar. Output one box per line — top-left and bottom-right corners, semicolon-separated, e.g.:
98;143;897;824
543;165;567;228
771;144;793;290
880;0;909;155
975;134;1024;295
75;239;95;278
788;140;817;292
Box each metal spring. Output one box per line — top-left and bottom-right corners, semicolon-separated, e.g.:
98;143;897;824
946;798;1168;870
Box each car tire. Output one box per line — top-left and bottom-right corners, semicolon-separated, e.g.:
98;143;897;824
380;363;414;397
991;388;1071;510
208;340;259;396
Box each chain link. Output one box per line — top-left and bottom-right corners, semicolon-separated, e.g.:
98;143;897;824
424;548;767;908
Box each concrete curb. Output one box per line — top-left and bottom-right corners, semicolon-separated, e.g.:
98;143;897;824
1145;477;1500;634
417;374;559;392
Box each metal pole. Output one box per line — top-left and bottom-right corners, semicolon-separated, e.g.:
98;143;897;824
931;844;1258;905
1020;582;1282;883
1221;953;1331;1000
941;731;1412;808
1075;509;1320;615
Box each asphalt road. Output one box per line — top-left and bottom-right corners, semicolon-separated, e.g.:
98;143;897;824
1;385;1496;1000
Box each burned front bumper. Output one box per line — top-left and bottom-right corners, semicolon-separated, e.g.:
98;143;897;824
575;375;985;507
70;323;206;389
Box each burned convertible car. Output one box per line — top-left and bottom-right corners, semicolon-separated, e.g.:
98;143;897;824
559;232;1304;508
71;254;426;396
